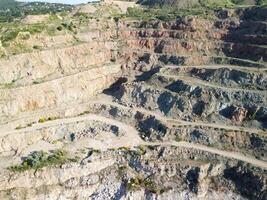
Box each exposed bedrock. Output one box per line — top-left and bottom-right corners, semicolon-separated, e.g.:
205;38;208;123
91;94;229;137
126;52;266;71
86;103;267;160
0;146;266;200
0;42;117;86
119;14;267;66
125;38;267;62
0;4;266;200
160;67;267;90
0;118;125;155
116;80;267;128
0;64;121;120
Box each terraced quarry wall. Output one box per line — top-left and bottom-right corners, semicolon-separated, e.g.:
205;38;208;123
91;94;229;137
120;9;267;65
0;3;266;200
0;17;121;122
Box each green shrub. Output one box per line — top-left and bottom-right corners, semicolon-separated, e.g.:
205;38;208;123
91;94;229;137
15;122;34;130
38;117;46;123
117;165;128;178
8;149;71;172
47;116;59;121
61;21;75;32
123;145;147;157
74;12;89;19
143;177;158;193
33;45;41;50
17;32;30;40
38;116;59;123
118;146;131;151
175;135;182;142
48;14;60;22
137;145;146;155
126;176;163;194
15;125;23;130
25;23;46;34
1;30;19;43
126;176;144;191
56;25;63;31
125;6;216;21
0;23;47;46
78;110;90;116
46;26;57;36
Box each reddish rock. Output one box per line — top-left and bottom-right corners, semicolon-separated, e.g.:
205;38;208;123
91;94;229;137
231;107;248;124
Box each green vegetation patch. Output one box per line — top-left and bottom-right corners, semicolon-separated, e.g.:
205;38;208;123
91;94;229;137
38;116;59;123
232;0;267;5
126;176;167;194
15;122;35;130
0;23;47;46
0;1;73;23
138;0;267;8
8;150;74;172
2;81;15;89
127;0;267;21
124;6;217;21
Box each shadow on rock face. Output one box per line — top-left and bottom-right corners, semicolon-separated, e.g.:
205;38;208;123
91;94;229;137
157;91;177;115
166;80;188;94
219;105;267;130
255;107;267;129
221;7;267;62
103;77;128;98
112;183;127;200
136;67;161;82
250;134;263;149
237;7;267;22
219;105;237;119
138;115;168;139
158;54;186;65
192;101;206;116
223;165;266;200
186;167;200;194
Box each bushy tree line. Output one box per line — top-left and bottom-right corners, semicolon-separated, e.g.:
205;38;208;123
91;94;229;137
0;0;73;23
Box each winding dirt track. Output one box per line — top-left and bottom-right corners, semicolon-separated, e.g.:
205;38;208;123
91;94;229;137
1;98;263;135
0;58;266;170
1;110;266;170
158;141;267;170
158;73;267;94
164;64;267;72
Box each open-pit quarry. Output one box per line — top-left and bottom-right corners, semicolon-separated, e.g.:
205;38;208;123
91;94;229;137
0;1;266;199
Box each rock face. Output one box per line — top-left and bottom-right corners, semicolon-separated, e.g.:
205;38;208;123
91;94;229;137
0;64;121;120
231;106;248;124
0;2;266;200
0;42;116;85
